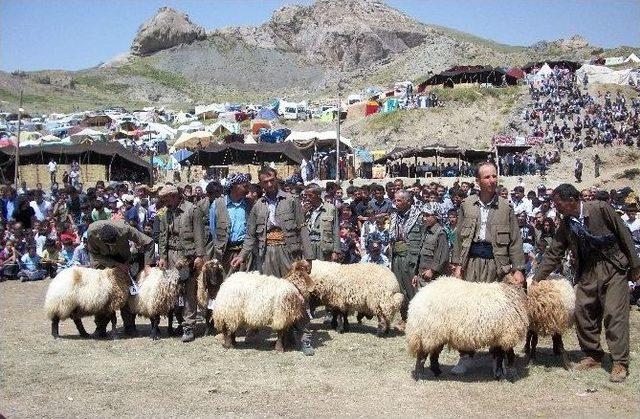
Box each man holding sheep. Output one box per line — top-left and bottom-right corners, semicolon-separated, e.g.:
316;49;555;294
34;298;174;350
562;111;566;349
451;161;526;374
533;183;640;383
157;184;206;343
230;167;315;356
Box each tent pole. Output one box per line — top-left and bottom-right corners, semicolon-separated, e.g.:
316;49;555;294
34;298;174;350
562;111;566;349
414;155;417;178
336;88;341;181
495;146;500;176
14;90;23;190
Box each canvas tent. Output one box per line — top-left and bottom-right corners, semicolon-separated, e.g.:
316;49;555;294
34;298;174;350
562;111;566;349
0;142;153;184
346;101;379;119
186;142;304;166
575;64;640;86
173;131;214;149
417;66;518;91
532;63;553;81
625;53;640;63
286;131;353;153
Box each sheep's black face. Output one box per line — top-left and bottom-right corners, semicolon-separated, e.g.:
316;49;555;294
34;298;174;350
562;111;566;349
202;260;224;288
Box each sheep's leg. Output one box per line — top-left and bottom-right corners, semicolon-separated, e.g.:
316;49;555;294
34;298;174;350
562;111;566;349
552;334;572;370
275;330;285;353
93;314;109;339
430;346;444;377
412;355;427;381
505;348;519;383
150;316;160;341
357;312;365;323
335;310;345;334
121;306;136;337
174;307;185;336
376;315;389;337
167;310;175;336
493;348;506;381
524;330;532;358
221;326;235;349
530;332;539;361
343;313;350;332
204;309;215;336
72;316;89;337
51;316;60;338
110;312;117;339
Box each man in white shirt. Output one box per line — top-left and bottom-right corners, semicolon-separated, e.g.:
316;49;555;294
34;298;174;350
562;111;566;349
511;186;533;216
30;191;52;222
48;159;57;183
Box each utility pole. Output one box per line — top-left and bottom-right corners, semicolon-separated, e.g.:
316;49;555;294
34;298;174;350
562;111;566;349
336;84;341;181
14;90;23;191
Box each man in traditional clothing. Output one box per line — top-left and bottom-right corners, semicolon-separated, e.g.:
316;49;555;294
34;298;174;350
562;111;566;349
231;167;314;355
389;190;422;331
450;161;525;374
533;184;640;383
157;185;205;343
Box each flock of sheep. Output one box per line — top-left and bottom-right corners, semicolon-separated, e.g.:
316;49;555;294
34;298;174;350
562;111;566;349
43;259;575;381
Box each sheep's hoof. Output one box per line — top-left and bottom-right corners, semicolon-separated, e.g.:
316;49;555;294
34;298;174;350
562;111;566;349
505;368;519;383
275;341;285;353
205;325;215;336
562;354;573;371
411;370;424;381
79;331;90;338
430;364;442;377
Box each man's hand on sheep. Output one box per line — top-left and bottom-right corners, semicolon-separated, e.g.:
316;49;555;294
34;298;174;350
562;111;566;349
330;252;340;262
230;255;244;269
157;258;167;269
452;265;464;279
421;269;434;281
411;275;420;288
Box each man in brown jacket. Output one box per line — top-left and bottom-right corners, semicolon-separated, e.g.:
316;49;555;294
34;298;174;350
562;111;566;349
411;205;450;289
450;161;525;375
157;185;205;343
231;167;314;356
532;183;640;382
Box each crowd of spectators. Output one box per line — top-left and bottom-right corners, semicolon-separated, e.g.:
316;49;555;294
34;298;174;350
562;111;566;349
2;172;639;309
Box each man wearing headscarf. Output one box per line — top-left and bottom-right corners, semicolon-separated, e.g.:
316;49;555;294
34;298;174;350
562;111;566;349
209;173;251;274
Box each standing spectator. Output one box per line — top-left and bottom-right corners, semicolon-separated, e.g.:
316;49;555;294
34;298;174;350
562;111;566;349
48;158;57;184
1;186;18;221
69;165;80;188
12;197;36;229
574;158;583;183
593;155;602;178
72;233;91;267
30;191;51;222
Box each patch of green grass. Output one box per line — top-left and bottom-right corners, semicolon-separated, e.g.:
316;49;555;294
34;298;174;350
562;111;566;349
116;59;191;92
73;75;129;94
363;109;409;134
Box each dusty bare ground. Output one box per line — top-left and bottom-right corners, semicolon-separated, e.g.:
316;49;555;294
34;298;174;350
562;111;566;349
1;278;638;418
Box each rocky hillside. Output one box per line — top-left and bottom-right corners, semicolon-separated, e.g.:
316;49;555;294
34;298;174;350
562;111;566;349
0;0;635;114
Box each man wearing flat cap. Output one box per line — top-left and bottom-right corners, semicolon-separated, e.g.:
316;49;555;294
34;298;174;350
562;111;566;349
411;204;450;289
157;184;206;343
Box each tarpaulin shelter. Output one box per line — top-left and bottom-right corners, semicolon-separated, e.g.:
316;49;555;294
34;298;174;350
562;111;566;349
171;149;194;163
70;128;106;144
575;64;640;86
0;142;153;183
285;131;353;157
347;101;380;119
83;114;113;127
173;131;214;149
259;128;291;144
373;144;492;164
251;119;272;134
506;67;525;79
185;142;304;166
383;98;399;113
257;108;279;120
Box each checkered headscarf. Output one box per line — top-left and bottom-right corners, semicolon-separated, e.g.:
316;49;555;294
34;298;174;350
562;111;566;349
226;173;250;191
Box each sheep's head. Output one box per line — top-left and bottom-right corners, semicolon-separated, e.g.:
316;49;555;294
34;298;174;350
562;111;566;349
503;272;525;288
286;260;315;300
201;259;224;288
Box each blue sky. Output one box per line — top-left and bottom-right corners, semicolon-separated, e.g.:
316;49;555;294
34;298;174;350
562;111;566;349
1;0;639;71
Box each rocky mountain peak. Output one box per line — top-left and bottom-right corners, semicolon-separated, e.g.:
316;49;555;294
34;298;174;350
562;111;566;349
131;7;206;56
216;0;428;69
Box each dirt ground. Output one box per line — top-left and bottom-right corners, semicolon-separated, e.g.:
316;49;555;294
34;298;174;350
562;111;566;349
1;278;639;418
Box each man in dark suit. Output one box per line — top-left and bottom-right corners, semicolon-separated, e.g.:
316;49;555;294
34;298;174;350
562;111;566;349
533;184;640;383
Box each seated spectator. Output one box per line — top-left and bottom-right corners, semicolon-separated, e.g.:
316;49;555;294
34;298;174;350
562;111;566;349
41;238;62;277
360;239;390;268
18;244;46;282
72;232;91;267
0;240;20;280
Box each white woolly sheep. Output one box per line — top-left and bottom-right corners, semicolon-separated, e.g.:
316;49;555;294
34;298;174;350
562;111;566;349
310;260;404;336
524;274;576;370
196;259;225;335
44;265;131;338
212;261;313;352
127;267;182;340
405;275;529;381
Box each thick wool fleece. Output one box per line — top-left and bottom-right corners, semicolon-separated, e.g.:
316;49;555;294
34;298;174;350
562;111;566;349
527;277;575;337
406;276;529;357
128;267;181;318
311;260;404;320
44;267;130;320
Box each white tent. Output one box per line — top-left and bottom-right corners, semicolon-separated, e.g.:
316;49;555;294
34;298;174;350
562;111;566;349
70;128;106;143
532;63;553;81
244;134;257;144
625;53;640;63
173;131;214;149
576;64;640;86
